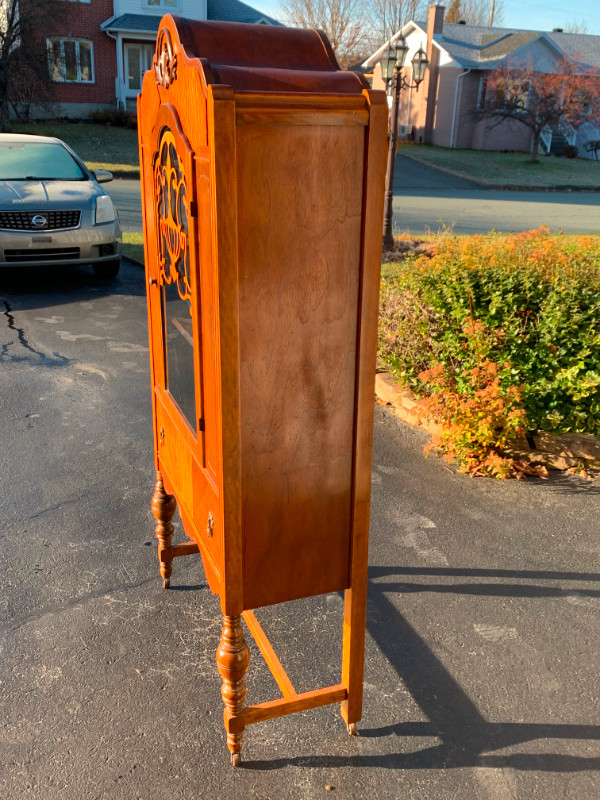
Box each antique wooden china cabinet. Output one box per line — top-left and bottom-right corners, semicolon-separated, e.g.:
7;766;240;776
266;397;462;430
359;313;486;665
138;16;387;765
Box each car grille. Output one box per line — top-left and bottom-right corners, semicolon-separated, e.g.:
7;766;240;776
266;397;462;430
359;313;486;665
0;210;81;231
4;248;81;262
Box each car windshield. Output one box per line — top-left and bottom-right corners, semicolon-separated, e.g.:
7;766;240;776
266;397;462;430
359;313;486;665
0;141;87;181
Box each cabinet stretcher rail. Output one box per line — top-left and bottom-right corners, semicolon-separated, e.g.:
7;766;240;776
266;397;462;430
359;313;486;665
230;610;348;729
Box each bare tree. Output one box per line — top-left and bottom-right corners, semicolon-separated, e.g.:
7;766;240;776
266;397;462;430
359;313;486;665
9;54;58;123
562;19;590;35
0;0;62;130
441;0;505;26
279;0;369;69
366;0;427;47
475;58;600;162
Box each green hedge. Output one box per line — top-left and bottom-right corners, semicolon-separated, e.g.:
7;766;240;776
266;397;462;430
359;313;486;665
379;229;600;436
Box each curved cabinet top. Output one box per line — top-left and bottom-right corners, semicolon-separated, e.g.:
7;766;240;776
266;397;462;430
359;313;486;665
155;15;370;95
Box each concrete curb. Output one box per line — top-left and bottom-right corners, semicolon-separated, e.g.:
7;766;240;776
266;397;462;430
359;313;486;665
112;170;140;180
398;152;600;194
375;372;600;473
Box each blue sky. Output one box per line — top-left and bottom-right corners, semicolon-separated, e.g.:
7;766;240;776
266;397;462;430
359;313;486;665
253;1;600;36
502;0;600;34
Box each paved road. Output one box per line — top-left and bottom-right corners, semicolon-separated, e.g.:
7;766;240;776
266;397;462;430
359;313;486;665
107;164;600;238
1;263;598;798
106;178;143;235
393;156;600;235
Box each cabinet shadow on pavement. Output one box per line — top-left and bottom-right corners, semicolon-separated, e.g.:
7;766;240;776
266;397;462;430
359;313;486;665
0;262;145;312
246;565;600;772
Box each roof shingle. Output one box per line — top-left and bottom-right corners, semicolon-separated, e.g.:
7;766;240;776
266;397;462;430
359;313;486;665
428;21;600;70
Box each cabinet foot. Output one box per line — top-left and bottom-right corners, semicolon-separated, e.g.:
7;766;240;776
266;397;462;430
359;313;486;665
231;752;242;767
347;722;358;736
152;470;177;588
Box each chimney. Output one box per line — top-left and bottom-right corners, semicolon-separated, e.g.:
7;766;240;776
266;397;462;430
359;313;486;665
427;3;445;39
422;4;444;144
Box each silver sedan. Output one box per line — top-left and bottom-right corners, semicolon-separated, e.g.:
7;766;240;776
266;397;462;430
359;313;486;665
0;134;121;279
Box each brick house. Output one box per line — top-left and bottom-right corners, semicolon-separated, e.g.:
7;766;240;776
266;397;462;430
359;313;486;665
363;3;600;158
23;0;278;118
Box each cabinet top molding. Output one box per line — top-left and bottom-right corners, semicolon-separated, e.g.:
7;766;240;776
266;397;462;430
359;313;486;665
154;15;371;95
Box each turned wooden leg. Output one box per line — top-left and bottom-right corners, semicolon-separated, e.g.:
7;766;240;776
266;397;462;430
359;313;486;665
216;614;250;766
151;470;176;589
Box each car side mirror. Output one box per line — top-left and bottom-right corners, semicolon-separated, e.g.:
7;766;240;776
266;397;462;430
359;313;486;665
93;169;113;184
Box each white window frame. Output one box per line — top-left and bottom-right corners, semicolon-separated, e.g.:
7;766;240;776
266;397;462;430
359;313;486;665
47;38;95;83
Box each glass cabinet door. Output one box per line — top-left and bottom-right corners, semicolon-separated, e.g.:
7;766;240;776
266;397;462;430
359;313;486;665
162;281;196;428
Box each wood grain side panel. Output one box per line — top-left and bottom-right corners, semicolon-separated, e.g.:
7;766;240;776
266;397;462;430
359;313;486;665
236;122;365;609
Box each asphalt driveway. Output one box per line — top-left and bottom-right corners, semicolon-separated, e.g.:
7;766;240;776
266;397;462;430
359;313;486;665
0;263;598;799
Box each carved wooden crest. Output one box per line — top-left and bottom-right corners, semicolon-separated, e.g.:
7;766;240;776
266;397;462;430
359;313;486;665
155;28;177;89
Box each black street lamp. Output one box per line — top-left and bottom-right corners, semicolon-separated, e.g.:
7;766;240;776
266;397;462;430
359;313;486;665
380;35;428;250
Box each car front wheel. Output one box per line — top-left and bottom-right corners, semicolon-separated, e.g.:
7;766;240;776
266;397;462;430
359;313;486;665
93;259;120;280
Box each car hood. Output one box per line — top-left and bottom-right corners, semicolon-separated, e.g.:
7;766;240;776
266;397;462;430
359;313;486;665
0;179;102;209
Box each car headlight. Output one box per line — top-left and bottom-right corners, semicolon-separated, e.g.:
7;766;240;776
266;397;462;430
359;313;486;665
95;195;116;225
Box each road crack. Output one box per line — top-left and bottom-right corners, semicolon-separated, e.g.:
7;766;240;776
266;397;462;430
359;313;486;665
1;300;69;366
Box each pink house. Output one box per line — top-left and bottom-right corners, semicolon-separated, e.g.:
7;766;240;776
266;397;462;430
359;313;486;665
364;3;600;158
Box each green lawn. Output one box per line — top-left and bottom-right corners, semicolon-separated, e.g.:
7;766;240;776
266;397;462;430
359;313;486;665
13;122;139;176
399;143;600;189
122;231;144;263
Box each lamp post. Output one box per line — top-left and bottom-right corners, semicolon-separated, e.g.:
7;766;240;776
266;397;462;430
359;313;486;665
380;36;428;251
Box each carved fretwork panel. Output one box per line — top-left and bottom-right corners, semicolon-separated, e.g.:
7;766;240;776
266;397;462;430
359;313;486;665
155;128;192;303
151;118;203;447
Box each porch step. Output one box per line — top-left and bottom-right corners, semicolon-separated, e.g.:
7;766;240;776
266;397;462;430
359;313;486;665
550;130;568;155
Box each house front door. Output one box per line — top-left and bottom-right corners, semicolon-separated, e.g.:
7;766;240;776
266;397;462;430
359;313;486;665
125;43;155;109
